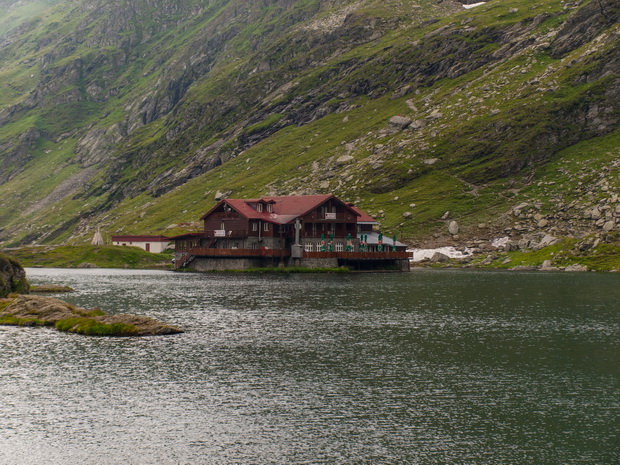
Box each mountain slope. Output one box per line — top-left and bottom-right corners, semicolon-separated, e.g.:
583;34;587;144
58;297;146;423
0;0;618;247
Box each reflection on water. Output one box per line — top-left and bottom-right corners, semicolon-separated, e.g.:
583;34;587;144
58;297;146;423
0;268;618;464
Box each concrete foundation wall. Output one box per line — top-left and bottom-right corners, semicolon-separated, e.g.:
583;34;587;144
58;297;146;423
191;256;287;271
180;255;409;272
299;258;339;268
398;259;410;272
192;257;263;271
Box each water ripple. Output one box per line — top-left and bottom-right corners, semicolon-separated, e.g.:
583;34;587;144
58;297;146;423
0;268;616;464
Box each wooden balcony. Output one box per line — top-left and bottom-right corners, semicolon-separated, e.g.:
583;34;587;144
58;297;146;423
204;229;249;239
208;211;241;220
306;212;357;222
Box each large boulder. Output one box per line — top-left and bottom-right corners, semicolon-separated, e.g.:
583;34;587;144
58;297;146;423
0;253;29;298
448;220;459;235
388;115;412;131
430;252;450;263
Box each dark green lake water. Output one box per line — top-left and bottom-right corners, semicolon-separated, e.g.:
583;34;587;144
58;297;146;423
1;268;618;464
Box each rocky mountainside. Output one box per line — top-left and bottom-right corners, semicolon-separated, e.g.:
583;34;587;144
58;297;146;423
0;0;618;249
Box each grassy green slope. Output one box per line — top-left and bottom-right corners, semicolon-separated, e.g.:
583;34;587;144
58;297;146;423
93;0;620;245
0;0;461;245
0;0;618;248
6;245;172;268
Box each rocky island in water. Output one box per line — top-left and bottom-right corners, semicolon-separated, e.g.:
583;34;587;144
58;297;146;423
0;253;183;337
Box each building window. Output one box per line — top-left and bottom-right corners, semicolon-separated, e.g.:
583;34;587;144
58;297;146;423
267;204;272;213
335;242;344;252
252;222;258;231
257;203;263;212
264;222;269;232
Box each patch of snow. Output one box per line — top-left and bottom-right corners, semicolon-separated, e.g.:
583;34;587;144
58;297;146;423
463;2;486;9
408;247;474;262
491;236;510;248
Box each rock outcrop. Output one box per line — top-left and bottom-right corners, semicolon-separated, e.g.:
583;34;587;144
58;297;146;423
0;294;183;336
0;253;29;298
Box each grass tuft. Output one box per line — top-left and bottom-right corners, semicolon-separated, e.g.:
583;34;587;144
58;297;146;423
55;317;139;336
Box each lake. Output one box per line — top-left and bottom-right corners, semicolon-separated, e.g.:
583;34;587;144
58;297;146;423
1;268;618;464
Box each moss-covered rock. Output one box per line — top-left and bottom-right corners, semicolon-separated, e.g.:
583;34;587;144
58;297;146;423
0;294;183;336
0;253;29;298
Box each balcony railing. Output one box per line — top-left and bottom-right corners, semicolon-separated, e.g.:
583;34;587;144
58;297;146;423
184;248;410;260
205;229;249;239
300;231;355;238
306;212;356;221
208;212;240;220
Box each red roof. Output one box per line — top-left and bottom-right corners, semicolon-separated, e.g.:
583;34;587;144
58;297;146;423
200;194;362;224
111;235;171;242
348;204;377;223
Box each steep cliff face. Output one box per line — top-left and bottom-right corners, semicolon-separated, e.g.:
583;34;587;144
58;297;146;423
0;0;618;246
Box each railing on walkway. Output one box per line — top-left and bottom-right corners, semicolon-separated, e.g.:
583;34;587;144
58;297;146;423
181;248;411;263
175;252;196;269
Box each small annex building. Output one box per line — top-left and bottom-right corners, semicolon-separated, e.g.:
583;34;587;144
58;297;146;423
111;235;172;253
171;194;410;271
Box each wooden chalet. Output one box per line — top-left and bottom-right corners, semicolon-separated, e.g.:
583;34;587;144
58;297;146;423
171;194;411;271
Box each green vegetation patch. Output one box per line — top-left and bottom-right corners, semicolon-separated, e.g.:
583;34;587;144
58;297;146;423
0;314;48;327
6;245;173;269
55;317;138;336
30;284;75;293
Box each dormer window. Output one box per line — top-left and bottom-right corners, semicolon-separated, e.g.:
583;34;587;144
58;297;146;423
267;203;272;213
257;203;263;212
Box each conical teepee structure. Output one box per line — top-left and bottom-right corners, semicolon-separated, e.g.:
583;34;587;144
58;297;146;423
91;228;104;246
